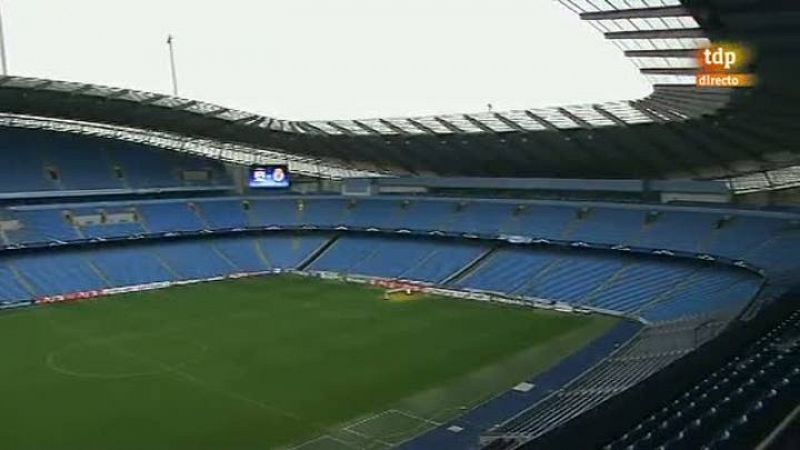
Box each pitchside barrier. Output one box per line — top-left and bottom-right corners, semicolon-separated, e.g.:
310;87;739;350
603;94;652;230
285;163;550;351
2;269;605;320
28;270;279;307
299;271;602;316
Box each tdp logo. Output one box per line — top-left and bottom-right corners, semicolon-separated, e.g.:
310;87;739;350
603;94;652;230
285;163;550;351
696;43;755;88
703;47;737;70
696;43;750;73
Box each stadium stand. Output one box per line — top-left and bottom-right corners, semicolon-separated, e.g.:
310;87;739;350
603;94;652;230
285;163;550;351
0;128;232;194
0;153;793;445
604;309;799;450
0;0;797;445
505;298;800;450
482;321;706;445
0;196;794;325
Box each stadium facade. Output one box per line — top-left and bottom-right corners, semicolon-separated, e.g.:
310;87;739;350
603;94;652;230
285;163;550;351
0;1;797;449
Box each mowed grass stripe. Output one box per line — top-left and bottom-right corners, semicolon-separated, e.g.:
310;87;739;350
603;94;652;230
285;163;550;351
0;276;618;450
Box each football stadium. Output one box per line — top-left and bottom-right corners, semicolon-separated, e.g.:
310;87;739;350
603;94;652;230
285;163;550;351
0;1;798;449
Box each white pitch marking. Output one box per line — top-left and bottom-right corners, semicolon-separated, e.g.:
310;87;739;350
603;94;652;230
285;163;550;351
288;434;358;450
389;409;444;426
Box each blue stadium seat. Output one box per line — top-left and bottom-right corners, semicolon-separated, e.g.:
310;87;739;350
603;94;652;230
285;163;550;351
586;260;697;313
457;248;560;295
309;236;377;274
13;252;107;296
69;207;145;239
0;128;230;193
508;204;576;239
400;243;487;283
311;236;474;280
348;200;406;229
523;253;626;302
296;199;351;227
10;209;80;243
47;135;122;190
88;248;174;286
642;272;762;322
570;208;644;245
0;129;56;192
442;202;516;235
259;234;331;269
0;264;33;304
638;211;719;254
154;242;234;279
138;203;205;233
393;200;456;231
250;198;302;227
197;200;249;229
212;238;271;273
108;143;183;188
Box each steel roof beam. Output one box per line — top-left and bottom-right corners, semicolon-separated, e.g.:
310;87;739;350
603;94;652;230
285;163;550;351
286;122;305;134
326;122;355;136
528;109;631;174
139;94;167;105
557;108;592;129
563;106;663;174
434;117;464;133
651;87;732;106
606;102;703;176
628;101;667;123
174;100;198;110
205;107;230;118
605;28;705;40
32;80;54;90
462;115;495;133
493;113;527;132
295;122;329;135
641;68;701;76
71;84;96;95
378;119;409;135
252;117;272;128
231;114;262;125
580;6;691;21
102;89;132;100
638;99;689;121
642;99;761;167
593;106;628;127
328;122;423;173
351;120;382;135
625;49;698;58
646;96;717;118
406;119;438;135
523;111;559;131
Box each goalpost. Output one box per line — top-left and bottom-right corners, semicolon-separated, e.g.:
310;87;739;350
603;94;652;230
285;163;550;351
372;279;427;301
384;287;416;300
381;283;426;301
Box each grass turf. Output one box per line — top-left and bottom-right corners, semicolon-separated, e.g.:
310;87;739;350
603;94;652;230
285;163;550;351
0;275;618;449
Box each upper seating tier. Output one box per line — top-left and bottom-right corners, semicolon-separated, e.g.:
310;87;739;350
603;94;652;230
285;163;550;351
0;128;232;195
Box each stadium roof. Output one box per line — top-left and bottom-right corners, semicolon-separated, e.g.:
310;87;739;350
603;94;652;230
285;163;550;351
0;0;797;186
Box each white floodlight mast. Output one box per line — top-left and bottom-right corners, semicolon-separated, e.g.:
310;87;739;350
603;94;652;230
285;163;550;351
0;1;8;75
167;34;178;96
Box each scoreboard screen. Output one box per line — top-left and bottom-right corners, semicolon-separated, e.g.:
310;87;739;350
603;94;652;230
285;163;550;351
248;165;291;189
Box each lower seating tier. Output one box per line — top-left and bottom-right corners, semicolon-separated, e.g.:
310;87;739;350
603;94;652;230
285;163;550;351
0;233;763;323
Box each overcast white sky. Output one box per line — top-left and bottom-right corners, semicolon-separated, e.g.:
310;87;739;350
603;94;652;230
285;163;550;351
1;0;650;121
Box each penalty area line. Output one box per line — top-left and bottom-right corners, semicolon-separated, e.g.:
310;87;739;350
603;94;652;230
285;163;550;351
389;409;444;427
287;434;359;450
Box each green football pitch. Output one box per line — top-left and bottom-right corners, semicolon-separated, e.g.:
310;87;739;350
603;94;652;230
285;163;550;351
0;276;618;450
